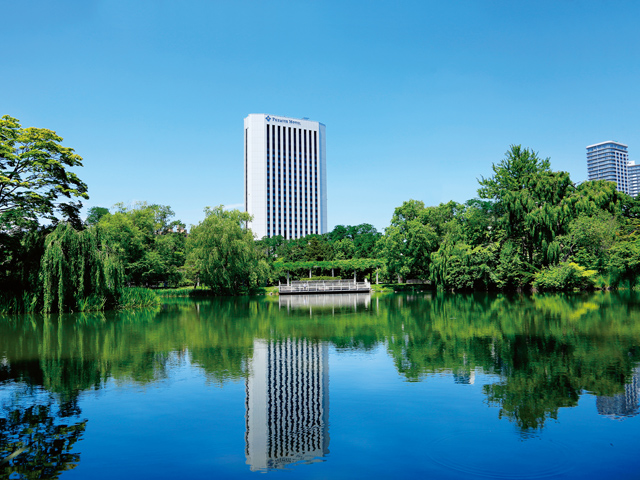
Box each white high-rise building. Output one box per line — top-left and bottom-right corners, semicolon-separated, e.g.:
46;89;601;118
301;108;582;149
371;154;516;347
244;114;327;239
628;162;640;197
586;141;630;194
245;338;330;471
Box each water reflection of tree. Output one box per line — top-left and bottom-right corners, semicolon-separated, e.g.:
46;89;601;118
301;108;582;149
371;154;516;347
383;292;640;432
2;292;640;435
0;391;87;479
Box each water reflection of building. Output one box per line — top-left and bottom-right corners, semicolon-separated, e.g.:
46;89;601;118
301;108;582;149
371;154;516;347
596;366;640;418
245;339;329;471
453;369;476;385
279;293;370;314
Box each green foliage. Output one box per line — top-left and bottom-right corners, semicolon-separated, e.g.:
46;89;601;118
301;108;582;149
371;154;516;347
256;224;383;268
382;200;437;281
304;235;332;261
556;212;619;271
480;146;571;264
478;145;551;201
118;287;161;308
418;145;633;291
607;242;640;287
156;286;202;297
40;223;123;312
0;227;49;299
187;206;269;294
97;202;186;286
84;206;109;226
0;291;39;315
327;223;382;258
4;137;640;301
0;115;88;229
493;241;534;289
459;199;496;245
532;262;597;291
274;258;383;282
431;242;497;290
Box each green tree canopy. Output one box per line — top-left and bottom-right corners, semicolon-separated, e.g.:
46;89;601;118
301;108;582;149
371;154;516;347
85;206;109;226
0;115;88;229
97;202;186;286
40;223;123;312
186;207;268;294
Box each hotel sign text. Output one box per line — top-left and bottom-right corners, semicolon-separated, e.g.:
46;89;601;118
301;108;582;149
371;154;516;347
265;115;302;126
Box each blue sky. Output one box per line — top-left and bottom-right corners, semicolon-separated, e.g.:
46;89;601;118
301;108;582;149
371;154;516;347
3;1;640;232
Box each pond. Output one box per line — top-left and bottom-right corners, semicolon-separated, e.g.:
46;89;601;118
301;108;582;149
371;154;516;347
1;291;639;479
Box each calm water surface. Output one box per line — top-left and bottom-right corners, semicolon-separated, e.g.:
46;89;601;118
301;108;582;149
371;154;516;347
1;292;640;479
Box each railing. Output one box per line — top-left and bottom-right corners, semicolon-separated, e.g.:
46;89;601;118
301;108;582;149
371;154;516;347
280;279;371;294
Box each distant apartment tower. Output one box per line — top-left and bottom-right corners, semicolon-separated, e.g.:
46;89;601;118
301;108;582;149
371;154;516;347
586;141;630;194
245;338;329;471
244;114;327;239
628;161;640;197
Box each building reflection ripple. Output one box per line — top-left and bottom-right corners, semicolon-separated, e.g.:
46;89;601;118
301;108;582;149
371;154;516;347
245;338;329;471
596;365;640;419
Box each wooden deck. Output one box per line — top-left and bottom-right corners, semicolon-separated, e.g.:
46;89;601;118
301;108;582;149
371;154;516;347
279;279;371;295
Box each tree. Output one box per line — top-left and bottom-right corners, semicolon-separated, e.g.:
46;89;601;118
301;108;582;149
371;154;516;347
478;145;551;203
532;262;597;291
186;207;268;294
478;146;574;266
607;220;640;287
327;224;382;259
0;115;88;229
382;219;437;282
382;200;461;282
304;235;331;261
85;206;109;226
40;223;123;312
333;238;356;259
556;212;619;271
97;202;186;286
459;199;496;246
351;223;382;258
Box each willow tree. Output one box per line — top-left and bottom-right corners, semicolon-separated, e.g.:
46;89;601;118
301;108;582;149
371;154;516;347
186;207;269;294
1;115;89;307
40;223;123;312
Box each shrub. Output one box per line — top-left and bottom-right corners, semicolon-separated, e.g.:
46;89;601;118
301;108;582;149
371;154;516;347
532;262;597;291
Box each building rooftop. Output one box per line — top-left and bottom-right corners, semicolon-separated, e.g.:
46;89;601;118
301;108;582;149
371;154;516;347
586;140;628;149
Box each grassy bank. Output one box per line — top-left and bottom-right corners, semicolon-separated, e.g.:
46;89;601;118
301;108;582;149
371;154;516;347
370;283;432;293
156;285;280;298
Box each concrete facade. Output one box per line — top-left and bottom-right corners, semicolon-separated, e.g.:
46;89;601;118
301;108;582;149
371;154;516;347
586;141;630;194
244;114;327;239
